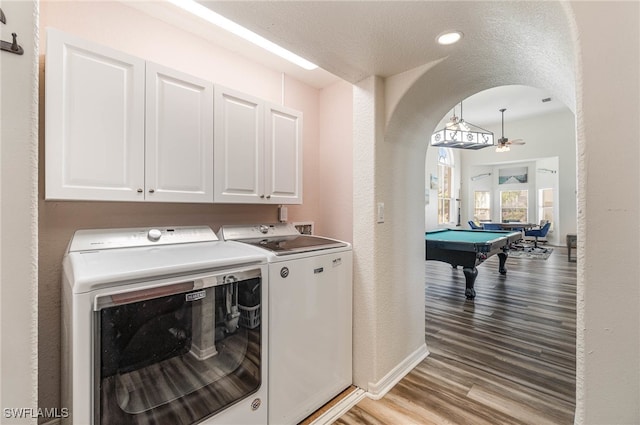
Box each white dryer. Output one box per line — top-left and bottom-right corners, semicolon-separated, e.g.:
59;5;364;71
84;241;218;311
218;223;353;425
61;226;269;425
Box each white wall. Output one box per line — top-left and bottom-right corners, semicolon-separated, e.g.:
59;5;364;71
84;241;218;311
464;157;561;245
352;76;428;394
0;0;39;422
571;2;639;423
460;109;576;245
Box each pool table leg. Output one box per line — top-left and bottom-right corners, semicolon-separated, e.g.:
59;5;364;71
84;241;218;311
462;267;478;299
498;252;508;274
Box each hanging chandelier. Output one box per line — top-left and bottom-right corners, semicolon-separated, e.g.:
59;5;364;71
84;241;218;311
431;103;494;150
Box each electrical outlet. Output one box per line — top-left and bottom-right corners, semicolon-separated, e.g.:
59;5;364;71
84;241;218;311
279;205;288;222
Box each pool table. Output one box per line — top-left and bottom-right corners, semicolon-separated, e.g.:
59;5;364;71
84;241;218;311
425;229;522;299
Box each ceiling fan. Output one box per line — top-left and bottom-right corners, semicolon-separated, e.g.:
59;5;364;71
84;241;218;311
496;108;525;152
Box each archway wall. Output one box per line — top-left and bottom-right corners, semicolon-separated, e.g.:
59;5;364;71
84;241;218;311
353;0;576;394
354;2;639;422
570;3;640;424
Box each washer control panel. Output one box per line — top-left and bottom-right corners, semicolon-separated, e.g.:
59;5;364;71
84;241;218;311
218;223;299;242
68;226;218;252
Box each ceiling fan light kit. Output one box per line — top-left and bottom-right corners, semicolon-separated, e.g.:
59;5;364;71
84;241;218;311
495;108;525;152
431;102;495;150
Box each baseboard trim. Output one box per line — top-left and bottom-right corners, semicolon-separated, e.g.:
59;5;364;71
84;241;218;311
366;343;429;400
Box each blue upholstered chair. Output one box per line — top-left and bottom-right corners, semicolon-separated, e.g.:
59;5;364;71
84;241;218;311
468;220;482;230
524;221;552;248
483;223;502;230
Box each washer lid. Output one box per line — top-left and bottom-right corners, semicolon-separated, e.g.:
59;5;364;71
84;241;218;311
218;223;348;255
247;235;348;255
65;240;267;293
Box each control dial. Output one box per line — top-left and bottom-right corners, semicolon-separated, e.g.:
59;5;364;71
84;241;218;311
147;228;162;242
259;224;270;234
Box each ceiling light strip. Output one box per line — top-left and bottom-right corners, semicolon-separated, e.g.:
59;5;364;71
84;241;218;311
167;0;318;70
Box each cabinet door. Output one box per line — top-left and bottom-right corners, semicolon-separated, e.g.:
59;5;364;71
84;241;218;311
265;104;303;204
45;29;145;201
213;87;264;203
146;63;214;203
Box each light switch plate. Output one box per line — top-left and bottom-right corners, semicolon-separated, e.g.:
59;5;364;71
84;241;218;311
377;202;384;223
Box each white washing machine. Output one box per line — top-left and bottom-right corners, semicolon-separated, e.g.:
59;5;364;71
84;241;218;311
218;223;353;425
61;226;269;425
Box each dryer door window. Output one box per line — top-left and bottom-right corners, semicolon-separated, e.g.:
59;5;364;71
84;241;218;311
96;276;262;425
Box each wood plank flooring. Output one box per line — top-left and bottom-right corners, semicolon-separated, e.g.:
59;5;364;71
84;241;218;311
335;246;576;425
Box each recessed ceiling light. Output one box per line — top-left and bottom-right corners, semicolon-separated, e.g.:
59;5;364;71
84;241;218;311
437;31;463;46
167;0;318;70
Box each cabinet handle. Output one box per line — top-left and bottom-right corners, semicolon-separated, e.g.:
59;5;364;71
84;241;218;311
266;195;271;199
148;189;155;194
137;188;143;193
260;194;265;199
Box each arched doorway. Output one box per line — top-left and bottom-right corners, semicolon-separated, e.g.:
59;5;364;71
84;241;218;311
351;0;577;408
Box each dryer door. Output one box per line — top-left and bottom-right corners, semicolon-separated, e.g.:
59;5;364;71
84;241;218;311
95;272;263;425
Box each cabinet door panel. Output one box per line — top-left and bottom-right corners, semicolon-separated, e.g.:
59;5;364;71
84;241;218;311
45;29;145;201
146;63;214;203
265;104;302;204
214;88;264;203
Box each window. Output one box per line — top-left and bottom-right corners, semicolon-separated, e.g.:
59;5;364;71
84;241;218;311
437;148;453;224
500;190;528;222
474;191;491;221
539;188;554;226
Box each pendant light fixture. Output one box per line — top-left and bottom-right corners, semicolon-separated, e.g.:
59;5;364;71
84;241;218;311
431;102;494;150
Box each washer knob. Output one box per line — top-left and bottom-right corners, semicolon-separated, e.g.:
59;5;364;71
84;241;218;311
147;228;162;242
259;225;269;234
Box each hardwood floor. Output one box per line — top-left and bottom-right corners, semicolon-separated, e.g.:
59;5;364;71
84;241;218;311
335;246;576;425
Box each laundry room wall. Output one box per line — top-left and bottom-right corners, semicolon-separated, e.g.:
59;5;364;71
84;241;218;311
0;0;39;417
37;0;336;416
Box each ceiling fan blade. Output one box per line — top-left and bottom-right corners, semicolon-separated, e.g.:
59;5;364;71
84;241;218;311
509;139;525;145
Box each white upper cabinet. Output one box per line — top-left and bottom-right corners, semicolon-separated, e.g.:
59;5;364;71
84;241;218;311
213;87;265;203
46;29;302;205
214;87;302;204
145;63;214;203
265;103;303;204
46;29;214;203
45;28;145;201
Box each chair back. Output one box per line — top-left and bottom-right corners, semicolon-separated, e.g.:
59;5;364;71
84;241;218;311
539;221;552;237
468;220;481;229
483;223;502;230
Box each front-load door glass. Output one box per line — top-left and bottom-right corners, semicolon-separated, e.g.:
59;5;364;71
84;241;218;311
96;277;262;424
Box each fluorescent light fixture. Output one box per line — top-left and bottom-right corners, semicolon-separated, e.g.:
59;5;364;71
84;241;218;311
167;0;318;70
437;31;463;45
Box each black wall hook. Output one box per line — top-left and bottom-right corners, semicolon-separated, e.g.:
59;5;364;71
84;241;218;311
0;8;25;55
1;32;24;55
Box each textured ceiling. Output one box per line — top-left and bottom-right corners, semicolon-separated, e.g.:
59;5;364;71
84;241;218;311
164;1;573;126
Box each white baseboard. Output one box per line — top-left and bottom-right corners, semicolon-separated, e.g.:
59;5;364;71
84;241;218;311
366;343;429;400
